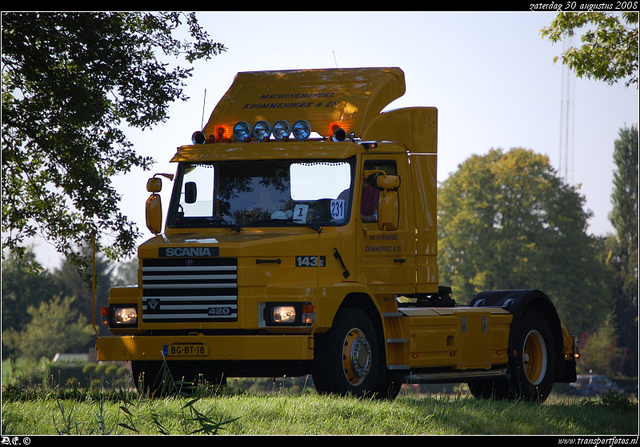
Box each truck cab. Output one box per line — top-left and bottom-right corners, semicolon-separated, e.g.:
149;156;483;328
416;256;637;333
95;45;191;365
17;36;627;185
97;67;577;401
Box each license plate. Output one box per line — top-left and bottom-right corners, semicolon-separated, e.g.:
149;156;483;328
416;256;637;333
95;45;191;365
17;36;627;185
163;344;209;356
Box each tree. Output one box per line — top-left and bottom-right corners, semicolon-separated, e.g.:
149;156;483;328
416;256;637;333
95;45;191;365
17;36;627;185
609;124;638;296
437;148;611;334
2;295;94;360
1;246;117;357
1;248;57;352
578;312;626;376
540;12;639;88
53;247;117;338
2;12;226;272
606;124;638;375
112;257;140;288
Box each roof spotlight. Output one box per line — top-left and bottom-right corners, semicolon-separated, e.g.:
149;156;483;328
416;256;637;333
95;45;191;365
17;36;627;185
273;120;291;141
292;119;311;141
233;121;252;142
253;120;272;141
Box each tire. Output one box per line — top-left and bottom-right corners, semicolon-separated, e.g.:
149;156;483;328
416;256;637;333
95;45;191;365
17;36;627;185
469;310;556;402
313;308;381;398
467;379;511;400
371;372;403;400
132;360;224;396
507;310;557;402
131;361;165;396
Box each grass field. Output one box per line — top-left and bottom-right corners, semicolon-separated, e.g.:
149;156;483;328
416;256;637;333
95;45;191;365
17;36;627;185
2;387;638;436
2;359;638;436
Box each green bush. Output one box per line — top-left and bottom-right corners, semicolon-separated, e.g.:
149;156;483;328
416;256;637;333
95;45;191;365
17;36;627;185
600;390;637;413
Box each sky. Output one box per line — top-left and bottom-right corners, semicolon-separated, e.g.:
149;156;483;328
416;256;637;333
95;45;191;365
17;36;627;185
28;11;639;270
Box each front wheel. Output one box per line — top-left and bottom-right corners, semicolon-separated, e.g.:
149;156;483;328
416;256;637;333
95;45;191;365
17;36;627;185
313;309;381;398
131;361;166;396
371;372;403;400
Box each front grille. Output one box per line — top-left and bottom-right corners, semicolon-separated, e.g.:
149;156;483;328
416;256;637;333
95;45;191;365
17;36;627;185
141;257;238;323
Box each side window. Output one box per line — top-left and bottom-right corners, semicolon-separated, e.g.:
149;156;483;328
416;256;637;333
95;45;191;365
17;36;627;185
360;161;397;224
180;164;215;218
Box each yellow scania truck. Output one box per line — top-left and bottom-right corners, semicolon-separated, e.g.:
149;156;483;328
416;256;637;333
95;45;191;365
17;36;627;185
96;67;578;401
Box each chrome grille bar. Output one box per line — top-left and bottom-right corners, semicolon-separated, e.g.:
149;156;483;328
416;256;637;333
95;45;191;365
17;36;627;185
141;257;238;323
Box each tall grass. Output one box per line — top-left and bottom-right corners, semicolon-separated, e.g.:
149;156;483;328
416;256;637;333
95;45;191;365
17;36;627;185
2;387;637;435
2;358;637;435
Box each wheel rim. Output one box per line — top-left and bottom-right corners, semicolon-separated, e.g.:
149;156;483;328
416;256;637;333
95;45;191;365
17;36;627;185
522;329;547;385
342;327;372;386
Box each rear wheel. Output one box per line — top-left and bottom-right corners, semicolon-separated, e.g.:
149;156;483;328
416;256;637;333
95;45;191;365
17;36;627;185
467;378;510;400
313;309;381;398
509;310;556;401
469;310;556;402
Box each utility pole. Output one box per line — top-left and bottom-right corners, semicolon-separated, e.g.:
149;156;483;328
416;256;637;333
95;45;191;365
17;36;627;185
558;37;575;184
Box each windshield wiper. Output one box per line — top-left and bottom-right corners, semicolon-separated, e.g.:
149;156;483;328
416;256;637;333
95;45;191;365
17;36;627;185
171;215;242;232
209;217;242;232
302;223;323;234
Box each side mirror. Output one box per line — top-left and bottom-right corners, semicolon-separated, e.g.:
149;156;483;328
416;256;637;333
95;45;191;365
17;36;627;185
185;181;197;204
146;193;163;235
376;174;400;190
145;174;174;235
147;177;162;193
376;174;400;231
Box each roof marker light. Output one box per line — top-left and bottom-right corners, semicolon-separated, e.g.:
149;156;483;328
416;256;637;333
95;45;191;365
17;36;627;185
215;126;227;142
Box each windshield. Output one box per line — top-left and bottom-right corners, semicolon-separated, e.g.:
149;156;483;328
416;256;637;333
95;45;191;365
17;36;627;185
168;159;354;229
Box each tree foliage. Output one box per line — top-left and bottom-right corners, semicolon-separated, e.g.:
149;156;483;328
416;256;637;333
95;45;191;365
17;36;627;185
2;295;95;360
578;312;626;375
437;148;611;334
541;12;639;88
2;246;129;359
606;124;638;376
1;249;57;336
52;247;118;338
608;124;638;297
2;12;226;272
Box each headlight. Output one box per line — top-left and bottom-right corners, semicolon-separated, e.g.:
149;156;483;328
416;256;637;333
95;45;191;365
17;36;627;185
273;120;291;141
233;121;252;142
272;305;296;324
253;120;272;141
113;306;138;325
292;120;311;141
263;302;315;326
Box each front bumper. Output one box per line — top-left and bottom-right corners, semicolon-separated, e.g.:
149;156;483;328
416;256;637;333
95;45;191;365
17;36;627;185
96;334;315;362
